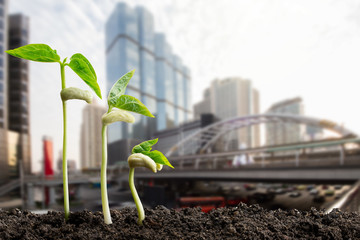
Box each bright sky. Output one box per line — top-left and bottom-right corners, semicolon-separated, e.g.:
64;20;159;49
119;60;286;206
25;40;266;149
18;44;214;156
9;0;360;173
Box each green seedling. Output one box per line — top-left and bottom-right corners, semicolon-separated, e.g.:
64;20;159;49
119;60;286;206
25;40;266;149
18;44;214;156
101;70;154;224
6;44;102;220
128;139;173;225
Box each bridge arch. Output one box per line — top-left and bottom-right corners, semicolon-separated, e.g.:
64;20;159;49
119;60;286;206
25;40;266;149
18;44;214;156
166;114;357;157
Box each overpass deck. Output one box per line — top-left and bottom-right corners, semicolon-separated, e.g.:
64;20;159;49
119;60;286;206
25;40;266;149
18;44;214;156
135;166;360;184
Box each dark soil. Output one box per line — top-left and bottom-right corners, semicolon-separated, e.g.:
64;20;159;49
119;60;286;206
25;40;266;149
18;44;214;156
0;204;359;239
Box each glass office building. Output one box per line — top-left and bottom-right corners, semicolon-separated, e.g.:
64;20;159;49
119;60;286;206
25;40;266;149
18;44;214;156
183;66;192;121
136;7;157;138
155;33;176;130
106;3;142;142
106;3;191;143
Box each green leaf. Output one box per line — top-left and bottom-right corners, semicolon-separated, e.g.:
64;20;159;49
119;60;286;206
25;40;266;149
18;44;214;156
6;44;60;62
142;150;174;168
132;139;158;154
108;70;135;108
69;53;102;99
115;95;154;118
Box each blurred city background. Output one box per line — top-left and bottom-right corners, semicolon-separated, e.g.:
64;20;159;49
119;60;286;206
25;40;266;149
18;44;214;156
1;0;360;213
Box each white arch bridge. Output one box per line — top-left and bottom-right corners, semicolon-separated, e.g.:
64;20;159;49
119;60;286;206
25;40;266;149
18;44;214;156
166;114;357;157
133;114;360;183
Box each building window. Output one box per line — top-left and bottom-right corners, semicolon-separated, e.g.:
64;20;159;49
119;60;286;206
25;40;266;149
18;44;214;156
21;94;27;104
0;7;3;17
0;82;2;91
22;82;27;91
22;29;28;37
0;95;3;106
0;57;2;67
22;105;27;113
0;20;3;30
0;70;3;80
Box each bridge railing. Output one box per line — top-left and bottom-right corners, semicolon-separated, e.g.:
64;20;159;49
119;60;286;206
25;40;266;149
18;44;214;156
162;138;360;171
0;179;20;197
326;180;360;213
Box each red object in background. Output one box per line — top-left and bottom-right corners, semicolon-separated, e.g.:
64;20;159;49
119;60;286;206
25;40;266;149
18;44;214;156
43;136;54;177
177;196;226;213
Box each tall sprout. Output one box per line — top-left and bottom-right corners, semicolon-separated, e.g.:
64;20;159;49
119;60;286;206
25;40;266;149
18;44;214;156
6;44;102;220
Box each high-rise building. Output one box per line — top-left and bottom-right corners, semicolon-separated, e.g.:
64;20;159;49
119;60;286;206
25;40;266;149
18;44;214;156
136;6;157;138
80;101;106;170
252;89;260;147
194;88;211;120
0;0;9;183
183;67;192;121
105;3;191;164
266;97;305;145
194;77;260;149
106;3;142;143
7;13;31;175
155;33;176;130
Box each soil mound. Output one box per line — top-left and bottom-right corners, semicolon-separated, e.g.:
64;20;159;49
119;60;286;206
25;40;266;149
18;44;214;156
0;204;359;239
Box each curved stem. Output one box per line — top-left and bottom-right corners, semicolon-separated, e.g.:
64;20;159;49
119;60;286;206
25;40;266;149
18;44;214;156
129;167;145;225
60;63;70;220
101;124;112;224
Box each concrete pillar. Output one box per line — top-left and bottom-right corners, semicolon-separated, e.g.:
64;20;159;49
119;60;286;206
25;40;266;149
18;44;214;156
295;151;299;167
195;158;200;170
26;183;35;208
49;186;56;205
340;145;345;166
212;158;217;169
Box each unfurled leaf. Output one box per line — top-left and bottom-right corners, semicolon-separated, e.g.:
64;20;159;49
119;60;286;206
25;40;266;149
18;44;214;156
115;95;154;118
132;139;158;154
69;53;102;99
108;70;135;108
6;44;60;62
142;150;174;168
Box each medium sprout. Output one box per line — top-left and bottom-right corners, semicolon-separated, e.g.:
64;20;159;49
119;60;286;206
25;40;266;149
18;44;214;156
101;70;154;224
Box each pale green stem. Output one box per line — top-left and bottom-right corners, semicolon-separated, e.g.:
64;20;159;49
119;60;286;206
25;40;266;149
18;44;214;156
129;167;145;225
60;63;70;220
101;124;112;224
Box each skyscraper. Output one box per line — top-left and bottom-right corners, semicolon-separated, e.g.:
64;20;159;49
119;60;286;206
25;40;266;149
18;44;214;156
155;33;176;130
252;89;260;147
266;97;305;145
105;3;192;164
106;3;142;143
194;77;260;149
0;0;8;182
80;101;106;170
136;6;157;138
7;13;31;175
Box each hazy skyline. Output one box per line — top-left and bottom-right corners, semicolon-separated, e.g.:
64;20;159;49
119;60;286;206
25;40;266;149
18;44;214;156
9;0;360;172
